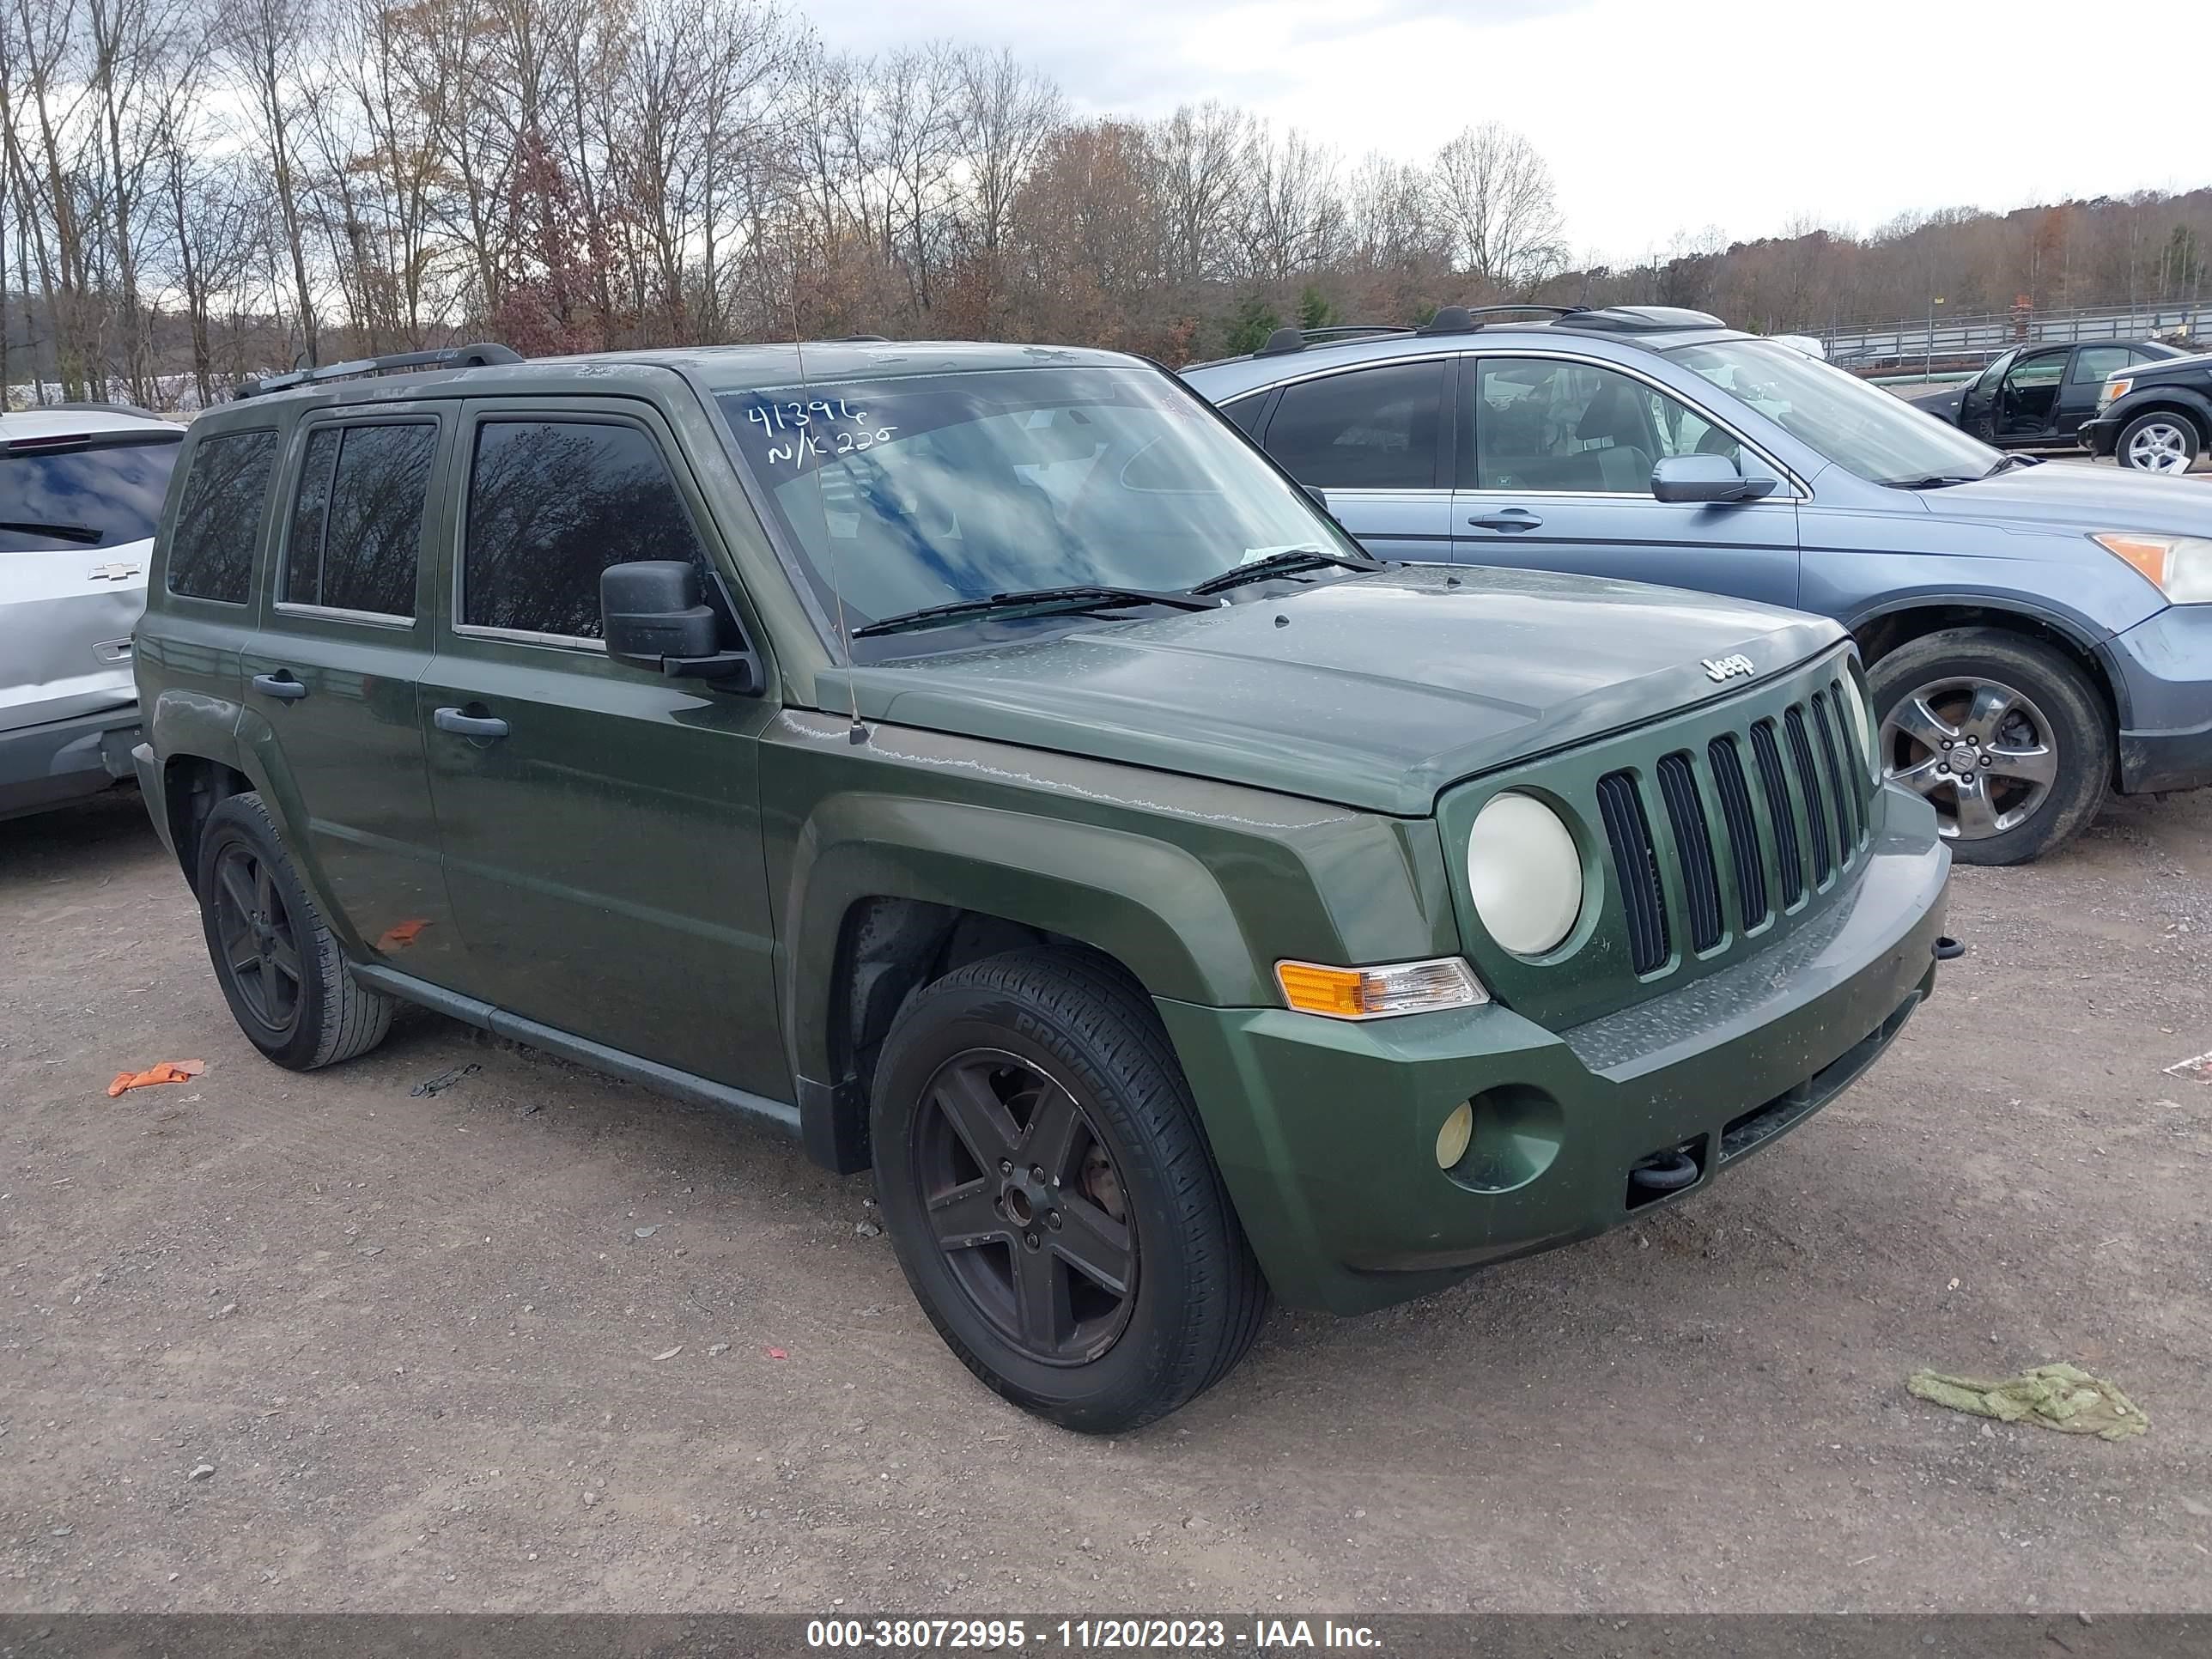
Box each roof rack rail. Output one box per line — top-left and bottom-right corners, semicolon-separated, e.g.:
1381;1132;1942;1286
1415;304;1589;337
235;342;523;399
1253;323;1418;358
1548;306;1727;334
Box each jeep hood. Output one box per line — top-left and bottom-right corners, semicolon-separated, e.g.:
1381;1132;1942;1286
825;564;1844;816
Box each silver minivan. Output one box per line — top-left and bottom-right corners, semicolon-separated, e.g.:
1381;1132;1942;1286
1;404;182;819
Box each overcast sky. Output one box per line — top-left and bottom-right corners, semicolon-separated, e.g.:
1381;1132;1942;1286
800;0;2203;264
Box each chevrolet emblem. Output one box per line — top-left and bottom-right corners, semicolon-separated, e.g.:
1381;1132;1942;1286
88;562;141;582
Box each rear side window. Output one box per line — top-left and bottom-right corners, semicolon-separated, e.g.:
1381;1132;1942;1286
461;419;710;640
2071;346;2132;384
283;422;435;617
0;435;180;553
1264;362;1443;489
168;429;278;604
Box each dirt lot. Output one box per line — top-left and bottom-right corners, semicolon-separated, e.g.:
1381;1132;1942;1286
3;785;2209;1614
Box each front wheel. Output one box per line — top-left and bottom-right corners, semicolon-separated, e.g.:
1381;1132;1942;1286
1868;629;2112;866
870;947;1267;1433
2115;410;2200;474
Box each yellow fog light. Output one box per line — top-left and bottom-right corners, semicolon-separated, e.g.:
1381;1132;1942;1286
1435;1101;1474;1170
1274;957;1487;1021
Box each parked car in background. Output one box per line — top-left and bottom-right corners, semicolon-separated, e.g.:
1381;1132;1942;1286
131;339;1951;1432
1;404;183;820
1184;306;2212;865
1905;340;2187;455
2080;347;2212;475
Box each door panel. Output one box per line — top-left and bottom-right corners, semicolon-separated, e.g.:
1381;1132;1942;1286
420;400;787;1100
1451;355;1801;609
2057;345;2134;440
1956;350;2011;441
241;408;461;980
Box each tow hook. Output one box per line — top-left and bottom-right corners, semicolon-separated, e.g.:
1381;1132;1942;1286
1627;1149;1699;1194
1932;936;1965;961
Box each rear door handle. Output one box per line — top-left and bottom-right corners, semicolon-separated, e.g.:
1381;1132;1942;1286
251;671;308;701
1467;509;1543;532
433;706;509;740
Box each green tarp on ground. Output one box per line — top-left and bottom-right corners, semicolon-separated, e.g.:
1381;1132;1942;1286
1908;1363;2147;1440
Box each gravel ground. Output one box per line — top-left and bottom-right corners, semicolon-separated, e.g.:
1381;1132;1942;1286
3;785;2209;1613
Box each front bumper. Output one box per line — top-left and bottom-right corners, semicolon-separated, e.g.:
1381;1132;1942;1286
2103;604;2212;795
1158;804;1951;1314
2080;414;2119;457
0;703;142;821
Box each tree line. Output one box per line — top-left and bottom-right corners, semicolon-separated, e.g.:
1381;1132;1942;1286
5;0;2209;410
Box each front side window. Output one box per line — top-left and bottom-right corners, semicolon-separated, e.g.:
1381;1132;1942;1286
283;422;435;617
2006;353;2065;392
0;434;180;554
462;419;711;640
1668;337;2000;487
1468;358;1733;494
1264;362;1443;489
716;367;1358;650
167;429;278;603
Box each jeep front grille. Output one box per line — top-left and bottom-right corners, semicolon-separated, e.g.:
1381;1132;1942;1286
1597;675;1874;975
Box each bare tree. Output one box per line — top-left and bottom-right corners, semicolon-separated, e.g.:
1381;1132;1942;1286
1431;122;1565;293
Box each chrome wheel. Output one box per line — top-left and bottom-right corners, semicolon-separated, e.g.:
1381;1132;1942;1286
1881;676;2060;842
2123;421;2192;473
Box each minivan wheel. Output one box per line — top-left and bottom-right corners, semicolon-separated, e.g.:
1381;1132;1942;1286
870;947;1267;1433
1868;629;2111;866
195;792;393;1070
2115;411;2199;474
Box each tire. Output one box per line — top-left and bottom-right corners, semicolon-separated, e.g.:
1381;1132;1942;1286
195;791;393;1070
1867;629;2111;866
869;947;1267;1434
2114;410;2200;475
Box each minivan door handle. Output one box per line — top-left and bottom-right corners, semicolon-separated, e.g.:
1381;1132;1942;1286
1467;508;1544;532
251;671;309;701
433;706;509;740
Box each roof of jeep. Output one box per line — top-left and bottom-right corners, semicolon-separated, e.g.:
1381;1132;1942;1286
1180;319;1749;400
194;340;1152;427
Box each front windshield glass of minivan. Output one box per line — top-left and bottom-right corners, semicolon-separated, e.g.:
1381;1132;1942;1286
715;368;1356;644
1667;338;2000;486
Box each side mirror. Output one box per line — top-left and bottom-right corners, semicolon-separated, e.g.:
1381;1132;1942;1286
1302;483;1331;514
1651;453;1778;504
600;560;762;691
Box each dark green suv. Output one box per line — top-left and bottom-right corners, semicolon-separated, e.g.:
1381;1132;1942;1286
133;340;1953;1432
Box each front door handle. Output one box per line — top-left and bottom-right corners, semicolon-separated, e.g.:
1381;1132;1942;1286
251;671;308;701
1467;508;1543;532
433;706;509;740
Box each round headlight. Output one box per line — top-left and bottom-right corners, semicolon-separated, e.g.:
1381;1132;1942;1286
1467;793;1583;957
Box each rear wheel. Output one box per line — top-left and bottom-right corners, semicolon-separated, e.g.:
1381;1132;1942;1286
870;947;1267;1433
196;792;392;1070
1868;629;2111;866
2115;410;2200;474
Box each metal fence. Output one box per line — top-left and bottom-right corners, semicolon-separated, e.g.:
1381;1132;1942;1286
1821;301;2211;368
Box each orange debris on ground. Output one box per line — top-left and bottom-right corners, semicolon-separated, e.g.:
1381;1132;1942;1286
106;1060;206;1097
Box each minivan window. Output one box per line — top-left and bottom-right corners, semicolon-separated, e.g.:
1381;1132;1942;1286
1265;362;1443;489
0;434;180;554
283;422;435;617
1668;338;2000;486
461;419;712;640
167;429;278;603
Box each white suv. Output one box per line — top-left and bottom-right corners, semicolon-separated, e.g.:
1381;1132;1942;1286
1;404;182;820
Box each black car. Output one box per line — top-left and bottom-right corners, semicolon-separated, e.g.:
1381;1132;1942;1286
2080;347;2212;475
1907;339;2185;457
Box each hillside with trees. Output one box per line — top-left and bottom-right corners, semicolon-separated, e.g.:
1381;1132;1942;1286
5;0;2208;407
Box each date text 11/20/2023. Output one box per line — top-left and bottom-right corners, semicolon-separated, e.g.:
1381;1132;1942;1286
805;1620;1382;1650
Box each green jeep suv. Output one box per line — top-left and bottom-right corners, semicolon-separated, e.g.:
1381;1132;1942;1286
133;340;1954;1432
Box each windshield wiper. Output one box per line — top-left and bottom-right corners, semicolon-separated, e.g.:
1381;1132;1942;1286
851;584;1219;640
0;519;102;544
1881;475;1978;490
1189;546;1383;596
1984;454;2035;476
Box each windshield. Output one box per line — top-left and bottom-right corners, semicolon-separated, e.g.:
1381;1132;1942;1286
0;434;180;552
1666;338;2000;486
716;367;1358;647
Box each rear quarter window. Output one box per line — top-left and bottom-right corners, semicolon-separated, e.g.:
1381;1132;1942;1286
167;429;279;604
0;435;180;553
